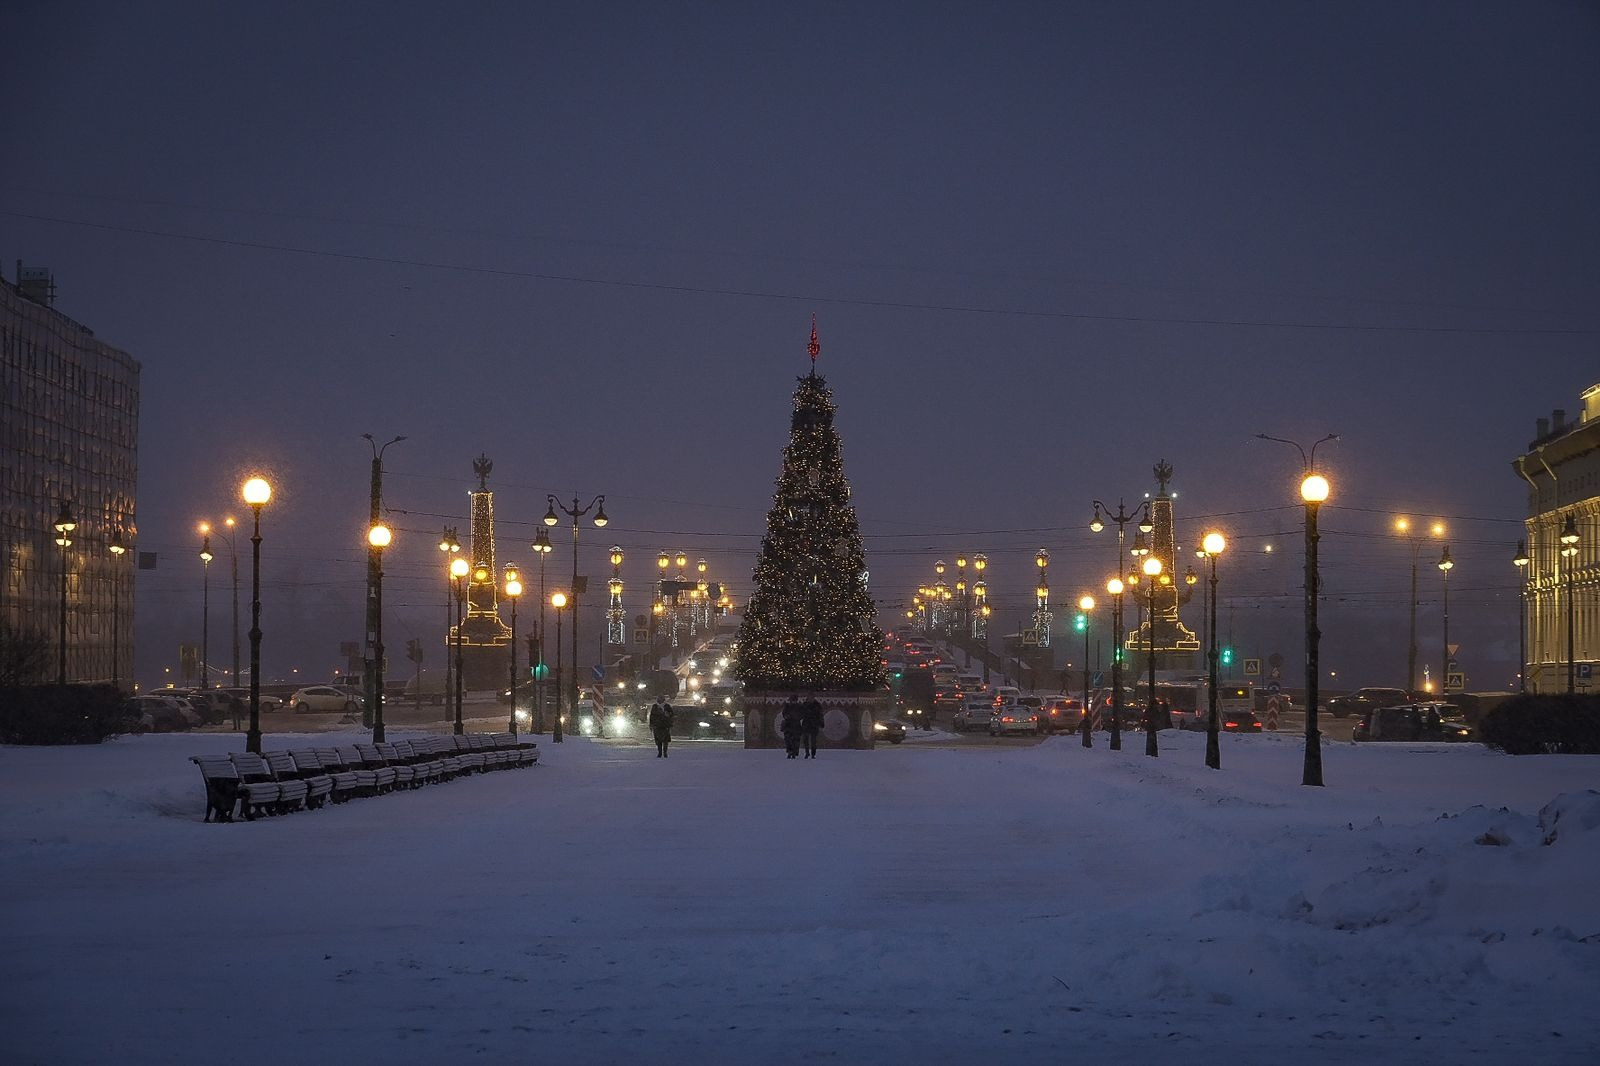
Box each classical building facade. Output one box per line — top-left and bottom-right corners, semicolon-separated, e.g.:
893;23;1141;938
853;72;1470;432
0;267;140;686
1512;384;1599;692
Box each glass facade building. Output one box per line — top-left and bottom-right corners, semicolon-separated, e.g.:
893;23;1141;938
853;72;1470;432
1;272;140;686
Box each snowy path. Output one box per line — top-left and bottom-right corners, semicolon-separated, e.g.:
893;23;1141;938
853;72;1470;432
1;731;1596;1064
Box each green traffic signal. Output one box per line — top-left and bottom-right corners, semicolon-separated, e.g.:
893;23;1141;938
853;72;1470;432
1220;647;1233;666
531;662;550;679
1073;613;1087;632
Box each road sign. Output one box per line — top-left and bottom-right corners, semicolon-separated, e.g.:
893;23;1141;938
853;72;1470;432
1022;628;1039;646
1265;696;1281;731
1446;671;1465;692
1266;679;1281;694
1243;658;1261;676
592;665;604;681
1448;643;1461;658
1579;663;1593;680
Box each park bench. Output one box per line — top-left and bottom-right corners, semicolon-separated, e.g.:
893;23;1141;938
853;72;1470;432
190;757;241;822
229;752;307;819
312;747;363;802
283;749;336;809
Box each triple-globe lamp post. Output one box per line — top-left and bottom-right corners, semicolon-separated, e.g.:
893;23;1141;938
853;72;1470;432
544;495;608;731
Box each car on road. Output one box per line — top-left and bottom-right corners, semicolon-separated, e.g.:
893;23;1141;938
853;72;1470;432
991;685;1021;708
953;699;995;732
989;707;1039;736
1327;687;1410;719
1220;709;1264;733
1352;703;1473;743
873;717;908;744
1040;696;1083;734
217;687;280;713
289;686;364;714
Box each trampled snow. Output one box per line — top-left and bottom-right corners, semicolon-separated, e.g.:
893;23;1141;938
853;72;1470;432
2;729;1597;1064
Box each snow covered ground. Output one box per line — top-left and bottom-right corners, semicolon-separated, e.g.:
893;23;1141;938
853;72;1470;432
2;729;1597;1065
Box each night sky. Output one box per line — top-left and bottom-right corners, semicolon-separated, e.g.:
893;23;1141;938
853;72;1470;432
4;1;1595;690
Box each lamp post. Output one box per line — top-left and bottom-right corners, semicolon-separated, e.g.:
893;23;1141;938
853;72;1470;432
438;526;461;721
199;533;212;690
450;556;468;734
362;434;405;726
1394;517;1446;692
551;590;569;737
1091;499;1152;752
1257;432;1338;787
1513;541;1530;693
241;476;272;754
52;501;75;684
609;547;626;647
1560;514;1580;693
1438;545;1454;699
365;522;392;740
1106;578;1125;750
955;554;969;646
1078;594;1095;749
504;564;522;735
108;527;128;693
1201;532;1226;770
545;494;608;730
533;528;554;735
1142;556;1163;757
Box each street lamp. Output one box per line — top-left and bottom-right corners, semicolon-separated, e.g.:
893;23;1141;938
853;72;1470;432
199;533;213;690
205;517;242;692
1257;432;1337;787
551;590;569;737
52;500;75;685
1560;514;1580;693
1394;516;1446;692
438;527;461;716
1200;531;1226;770
504;564;522;735
450;555;469;734
241;476;272;754
365;522;392;740
546;494;608;727
1142;556;1163;757
1438;545;1454;702
533;527;553;733
1106;577;1125;750
1513;540;1530;693
108;527;128;693
1077;594;1095;749
362;434;405;726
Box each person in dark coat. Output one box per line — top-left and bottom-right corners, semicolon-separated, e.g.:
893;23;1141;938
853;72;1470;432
780;695;803;759
649;698;675;757
800;697;823;759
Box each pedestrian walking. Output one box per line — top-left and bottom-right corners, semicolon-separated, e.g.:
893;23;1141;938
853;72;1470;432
801;696;823;759
780;694;803;759
649;697;675;757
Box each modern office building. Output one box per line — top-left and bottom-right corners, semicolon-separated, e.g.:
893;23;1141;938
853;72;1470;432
1512;384;1598;692
0;265;140;687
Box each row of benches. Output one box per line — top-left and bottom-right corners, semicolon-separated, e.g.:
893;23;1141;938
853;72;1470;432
190;732;539;822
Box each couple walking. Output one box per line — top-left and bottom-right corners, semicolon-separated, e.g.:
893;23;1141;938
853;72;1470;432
780;694;823;759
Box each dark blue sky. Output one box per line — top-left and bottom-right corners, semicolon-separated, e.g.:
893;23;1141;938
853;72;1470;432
4;1;1595;688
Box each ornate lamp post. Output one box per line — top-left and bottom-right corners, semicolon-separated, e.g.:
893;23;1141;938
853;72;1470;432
1560;514;1580;693
1141;555;1163;757
955;554;969;640
241;476;272;754
450;556;469;734
551;590;569;736
504;563;522;735
1077;594;1095;749
1513;541;1530;692
1438;545;1454;698
366;522;392;740
533;527;553;733
108;527;128;693
52;501;75;684
1257;432;1337;787
1034;549;1052;652
1106;577;1125;750
609;547;626;647
199;533;213;689
438;526;461;718
1394;516;1446;692
545;494;609;722
1200;532;1226;770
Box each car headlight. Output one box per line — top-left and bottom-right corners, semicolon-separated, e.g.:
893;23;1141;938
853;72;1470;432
874;722;887;731
698;721;710;728
580;717;594;732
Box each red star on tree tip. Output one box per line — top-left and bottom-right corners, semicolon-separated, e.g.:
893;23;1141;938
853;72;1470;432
808;315;820;364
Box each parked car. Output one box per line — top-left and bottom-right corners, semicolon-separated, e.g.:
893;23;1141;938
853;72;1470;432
953;699;995;732
289;686;363;714
990;707;1039;736
1327;687;1410;719
125;694;197;732
217;687;280;713
1352;703;1473;743
873;717;908;744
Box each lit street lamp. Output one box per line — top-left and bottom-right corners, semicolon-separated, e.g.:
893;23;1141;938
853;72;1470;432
108;527;128;693
533;527;554;735
1394;516;1446;692
362;434;405;725
1200;531;1226;770
1513;541;1530;693
1142;555;1163;757
367;522;392;741
438;526;461;721
1077;594;1095;749
1091;498;1151;751
52;501;75;685
241;476;272;754
1106;577;1125;750
551;590;569;738
450;556;469;734
1438;545;1454;701
505;563;522;735
199;533;213;690
1560;514;1580;693
545;494;608;725
1257;432;1337;787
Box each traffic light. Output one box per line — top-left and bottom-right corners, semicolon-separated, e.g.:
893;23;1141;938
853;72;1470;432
532;662;550;680
1220;647;1234;666
1073;613;1087;633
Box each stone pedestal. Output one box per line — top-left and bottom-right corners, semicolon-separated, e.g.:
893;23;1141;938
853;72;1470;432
743;690;887;750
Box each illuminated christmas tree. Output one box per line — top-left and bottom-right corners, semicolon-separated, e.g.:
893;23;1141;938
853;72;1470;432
737;322;884;692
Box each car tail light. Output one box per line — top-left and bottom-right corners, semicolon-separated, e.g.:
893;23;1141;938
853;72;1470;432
1224;721;1238;730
